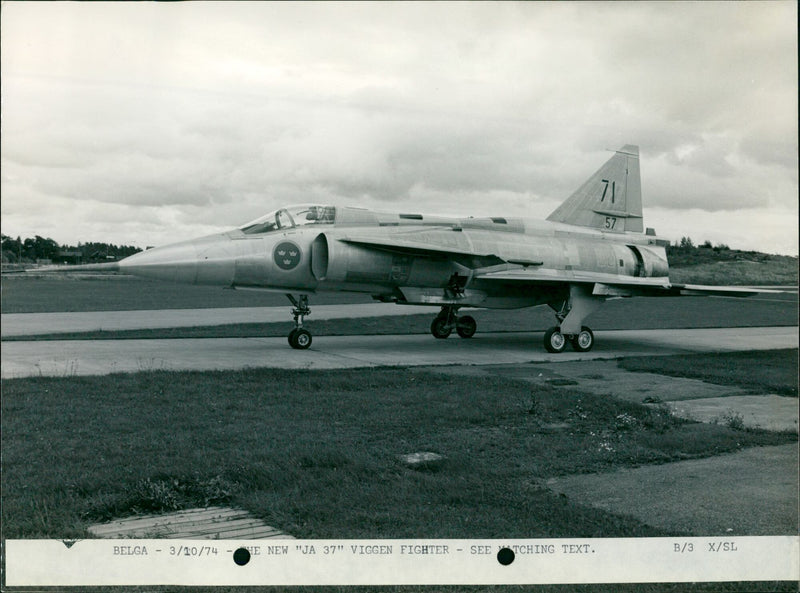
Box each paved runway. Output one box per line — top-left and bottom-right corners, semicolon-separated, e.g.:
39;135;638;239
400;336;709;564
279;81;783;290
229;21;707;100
1;303;442;337
2;326;797;379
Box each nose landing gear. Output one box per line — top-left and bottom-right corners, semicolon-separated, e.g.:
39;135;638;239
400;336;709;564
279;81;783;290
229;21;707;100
287;294;312;349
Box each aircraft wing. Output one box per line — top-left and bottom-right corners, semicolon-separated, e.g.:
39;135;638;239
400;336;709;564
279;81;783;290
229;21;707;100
476;268;781;297
338;232;510;268
659;283;783;297
339;234;782;298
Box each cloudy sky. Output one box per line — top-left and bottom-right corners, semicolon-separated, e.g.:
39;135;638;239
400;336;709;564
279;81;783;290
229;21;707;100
2;2;797;254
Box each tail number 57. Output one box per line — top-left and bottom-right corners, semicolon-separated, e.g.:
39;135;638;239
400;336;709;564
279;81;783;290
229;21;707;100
604;217;617;229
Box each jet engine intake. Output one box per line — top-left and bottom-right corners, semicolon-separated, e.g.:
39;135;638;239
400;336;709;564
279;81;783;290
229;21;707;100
312;233;471;292
312;233;401;288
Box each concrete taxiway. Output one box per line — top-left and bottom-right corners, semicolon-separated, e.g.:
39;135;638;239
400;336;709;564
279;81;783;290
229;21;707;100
0;303;442;337
2;326;797;379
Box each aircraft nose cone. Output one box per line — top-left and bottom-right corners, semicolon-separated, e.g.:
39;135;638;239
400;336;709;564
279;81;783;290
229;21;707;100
117;233;236;286
119;240;200;284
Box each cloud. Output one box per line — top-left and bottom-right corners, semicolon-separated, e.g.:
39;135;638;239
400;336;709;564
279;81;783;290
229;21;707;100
1;2;796;254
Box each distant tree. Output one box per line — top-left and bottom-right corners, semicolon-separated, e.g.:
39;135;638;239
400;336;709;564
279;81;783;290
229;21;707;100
34;236;60;260
679;236;694;249
1;234;24;262
700;240;713;249
3;235;142;264
21;236;59;261
59;240;142;262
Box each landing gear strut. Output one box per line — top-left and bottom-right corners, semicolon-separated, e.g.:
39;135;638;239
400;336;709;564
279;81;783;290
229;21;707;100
545;285;602;353
430;306;477;340
287;294;312;349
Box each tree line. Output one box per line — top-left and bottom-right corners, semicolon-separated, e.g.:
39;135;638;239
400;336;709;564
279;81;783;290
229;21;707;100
1;234;142;264
671;236;729;251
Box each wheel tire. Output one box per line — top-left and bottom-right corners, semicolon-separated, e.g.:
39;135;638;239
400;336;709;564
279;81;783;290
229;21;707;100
456;315;477;338
571;326;594;352
430;317;452;339
544;326;568;353
290;328;312;349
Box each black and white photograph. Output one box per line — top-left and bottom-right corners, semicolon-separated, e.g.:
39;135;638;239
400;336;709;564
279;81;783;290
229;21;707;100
1;1;797;589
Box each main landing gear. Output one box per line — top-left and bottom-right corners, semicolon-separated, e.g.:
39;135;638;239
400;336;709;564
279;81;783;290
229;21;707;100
544;284;603;353
287;294;312;349
430;306;477;340
543;325;594;353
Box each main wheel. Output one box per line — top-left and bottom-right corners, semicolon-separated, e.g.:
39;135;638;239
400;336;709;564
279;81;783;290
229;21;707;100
571;326;594;352
544;326;568;353
456;315;477;338
430;317;452;339
289;328;312;349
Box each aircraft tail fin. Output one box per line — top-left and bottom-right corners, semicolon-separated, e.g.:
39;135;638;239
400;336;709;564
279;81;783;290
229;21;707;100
546;144;643;233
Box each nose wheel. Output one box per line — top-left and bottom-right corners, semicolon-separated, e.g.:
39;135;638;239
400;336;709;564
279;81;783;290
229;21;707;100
287;294;312;349
288;328;312;349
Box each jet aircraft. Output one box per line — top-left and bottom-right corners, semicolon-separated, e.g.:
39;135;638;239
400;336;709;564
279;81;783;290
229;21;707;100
79;145;768;351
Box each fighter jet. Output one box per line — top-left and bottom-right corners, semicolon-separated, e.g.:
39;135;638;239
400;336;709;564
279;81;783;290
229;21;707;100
93;144;767;351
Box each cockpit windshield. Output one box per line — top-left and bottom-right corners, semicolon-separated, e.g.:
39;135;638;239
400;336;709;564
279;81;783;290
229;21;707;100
239;204;336;235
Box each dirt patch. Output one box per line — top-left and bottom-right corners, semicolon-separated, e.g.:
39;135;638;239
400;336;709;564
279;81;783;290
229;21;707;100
665;395;798;432
507;360;751;403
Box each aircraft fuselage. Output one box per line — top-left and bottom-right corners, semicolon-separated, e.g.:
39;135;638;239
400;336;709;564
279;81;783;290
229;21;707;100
119;205;669;311
65;145;767;352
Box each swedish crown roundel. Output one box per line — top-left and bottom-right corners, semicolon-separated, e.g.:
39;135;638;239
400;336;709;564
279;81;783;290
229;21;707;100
274;241;302;270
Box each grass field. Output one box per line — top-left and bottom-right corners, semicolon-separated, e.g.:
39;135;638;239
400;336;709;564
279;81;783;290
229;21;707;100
2;352;796;543
668;259;798;286
0;275;373;314
665;247;797;286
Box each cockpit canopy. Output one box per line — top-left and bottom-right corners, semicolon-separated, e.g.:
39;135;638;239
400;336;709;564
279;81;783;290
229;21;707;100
239;204;336;235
